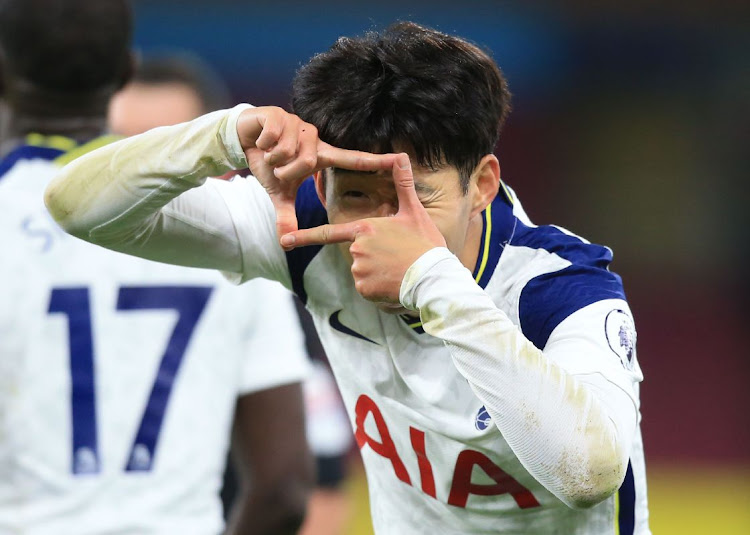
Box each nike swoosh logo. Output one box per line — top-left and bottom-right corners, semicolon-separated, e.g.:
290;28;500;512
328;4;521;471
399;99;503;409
329;310;379;345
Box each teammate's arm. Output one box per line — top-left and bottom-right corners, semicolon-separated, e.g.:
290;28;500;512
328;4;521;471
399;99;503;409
44;106;396;274
225;383;314;535
285;154;637;510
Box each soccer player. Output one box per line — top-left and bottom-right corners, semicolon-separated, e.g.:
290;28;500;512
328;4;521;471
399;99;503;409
46;21;651;535
107;53;356;534
0;1;313;533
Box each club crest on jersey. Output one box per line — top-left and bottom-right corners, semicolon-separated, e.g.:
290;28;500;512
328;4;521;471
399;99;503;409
475;406;492;431
605;309;636;370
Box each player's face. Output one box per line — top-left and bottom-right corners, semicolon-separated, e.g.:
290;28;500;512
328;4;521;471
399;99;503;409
322;162;477;311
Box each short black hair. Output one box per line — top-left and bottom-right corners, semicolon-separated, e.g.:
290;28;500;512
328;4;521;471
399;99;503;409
292;21;511;193
0;0;131;92
132;54;231;112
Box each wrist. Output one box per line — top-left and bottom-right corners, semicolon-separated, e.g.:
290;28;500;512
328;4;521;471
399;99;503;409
399;247;458;310
223;104;254;168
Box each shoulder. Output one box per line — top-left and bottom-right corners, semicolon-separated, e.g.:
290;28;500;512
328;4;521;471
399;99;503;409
513;222;616;269
0;145;64;184
503;221;626;350
0;157;58;198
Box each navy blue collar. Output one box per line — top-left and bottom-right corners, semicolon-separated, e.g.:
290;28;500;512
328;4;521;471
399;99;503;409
0;144;66;180
471;182;515;289
401;183;516;332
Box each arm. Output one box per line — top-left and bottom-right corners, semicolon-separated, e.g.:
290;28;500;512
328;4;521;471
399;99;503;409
400;248;637;509
45;106;251;271
44;105;397;275
224;278;316;533
226;383;315;535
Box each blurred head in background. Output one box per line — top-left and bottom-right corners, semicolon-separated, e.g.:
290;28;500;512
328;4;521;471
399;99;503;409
0;0;132;137
109;53;231;136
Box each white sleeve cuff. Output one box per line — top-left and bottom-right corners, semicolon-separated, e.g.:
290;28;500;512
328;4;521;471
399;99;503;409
399;247;466;311
220;103;253;170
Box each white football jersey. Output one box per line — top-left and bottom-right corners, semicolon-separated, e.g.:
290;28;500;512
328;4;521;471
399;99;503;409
0;138;311;534
44;107;652;535
223;178;651;535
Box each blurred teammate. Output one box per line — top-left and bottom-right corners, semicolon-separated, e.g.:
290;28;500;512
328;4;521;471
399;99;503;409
0;1;313;533
108;54;231;138
47;22;650;535
108;54;355;534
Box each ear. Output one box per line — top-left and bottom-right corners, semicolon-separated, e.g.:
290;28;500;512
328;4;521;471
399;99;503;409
313;170;327;208
468;154;500;218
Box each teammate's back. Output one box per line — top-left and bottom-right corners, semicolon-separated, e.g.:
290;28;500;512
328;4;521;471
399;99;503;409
0;151;309;533
0;2;313;533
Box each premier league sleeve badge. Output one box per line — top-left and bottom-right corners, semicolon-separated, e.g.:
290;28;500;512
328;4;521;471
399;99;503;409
605;309;637;370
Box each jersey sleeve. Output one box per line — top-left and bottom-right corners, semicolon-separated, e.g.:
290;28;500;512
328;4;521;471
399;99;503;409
400;247;638;510
543;299;643;408
44;105;289;285
235;278;311;394
214;175;293;288
511;225;643;406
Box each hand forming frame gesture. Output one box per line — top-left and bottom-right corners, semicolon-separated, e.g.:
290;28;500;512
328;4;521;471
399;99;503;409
281;153;447;304
236;106;397;243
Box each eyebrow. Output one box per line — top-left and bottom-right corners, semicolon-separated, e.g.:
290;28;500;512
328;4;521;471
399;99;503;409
414;182;436;195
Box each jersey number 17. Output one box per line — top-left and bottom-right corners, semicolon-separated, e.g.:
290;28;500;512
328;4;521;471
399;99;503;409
48;285;213;475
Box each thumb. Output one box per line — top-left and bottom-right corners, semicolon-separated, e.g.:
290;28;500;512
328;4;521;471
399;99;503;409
393;153;423;216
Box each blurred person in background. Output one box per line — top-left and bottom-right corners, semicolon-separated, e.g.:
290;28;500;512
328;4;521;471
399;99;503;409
109;52;356;535
108;54;231;138
0;1;313;533
46;21;650;534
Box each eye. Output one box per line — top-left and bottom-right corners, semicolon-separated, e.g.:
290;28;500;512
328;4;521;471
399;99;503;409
343;190;368;199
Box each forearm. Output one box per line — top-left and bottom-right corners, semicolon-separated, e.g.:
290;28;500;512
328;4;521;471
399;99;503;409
226;491;308;535
44;105;251;270
227;384;315;535
400;248;634;509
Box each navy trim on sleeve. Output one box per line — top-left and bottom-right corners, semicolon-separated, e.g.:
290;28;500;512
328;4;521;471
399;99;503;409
618;461;636;535
284;178;327;304
0;145;65;180
515;224;626;349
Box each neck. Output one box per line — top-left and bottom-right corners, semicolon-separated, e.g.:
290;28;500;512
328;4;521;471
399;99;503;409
1;78;112;146
458;212;485;273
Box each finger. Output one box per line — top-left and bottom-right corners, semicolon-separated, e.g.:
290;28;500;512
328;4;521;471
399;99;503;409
280;222;360;249
255;109;285;152
392;153;423;214
273;126;319;181
270;189;300;241
317;142;396;173
264;120;300;168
